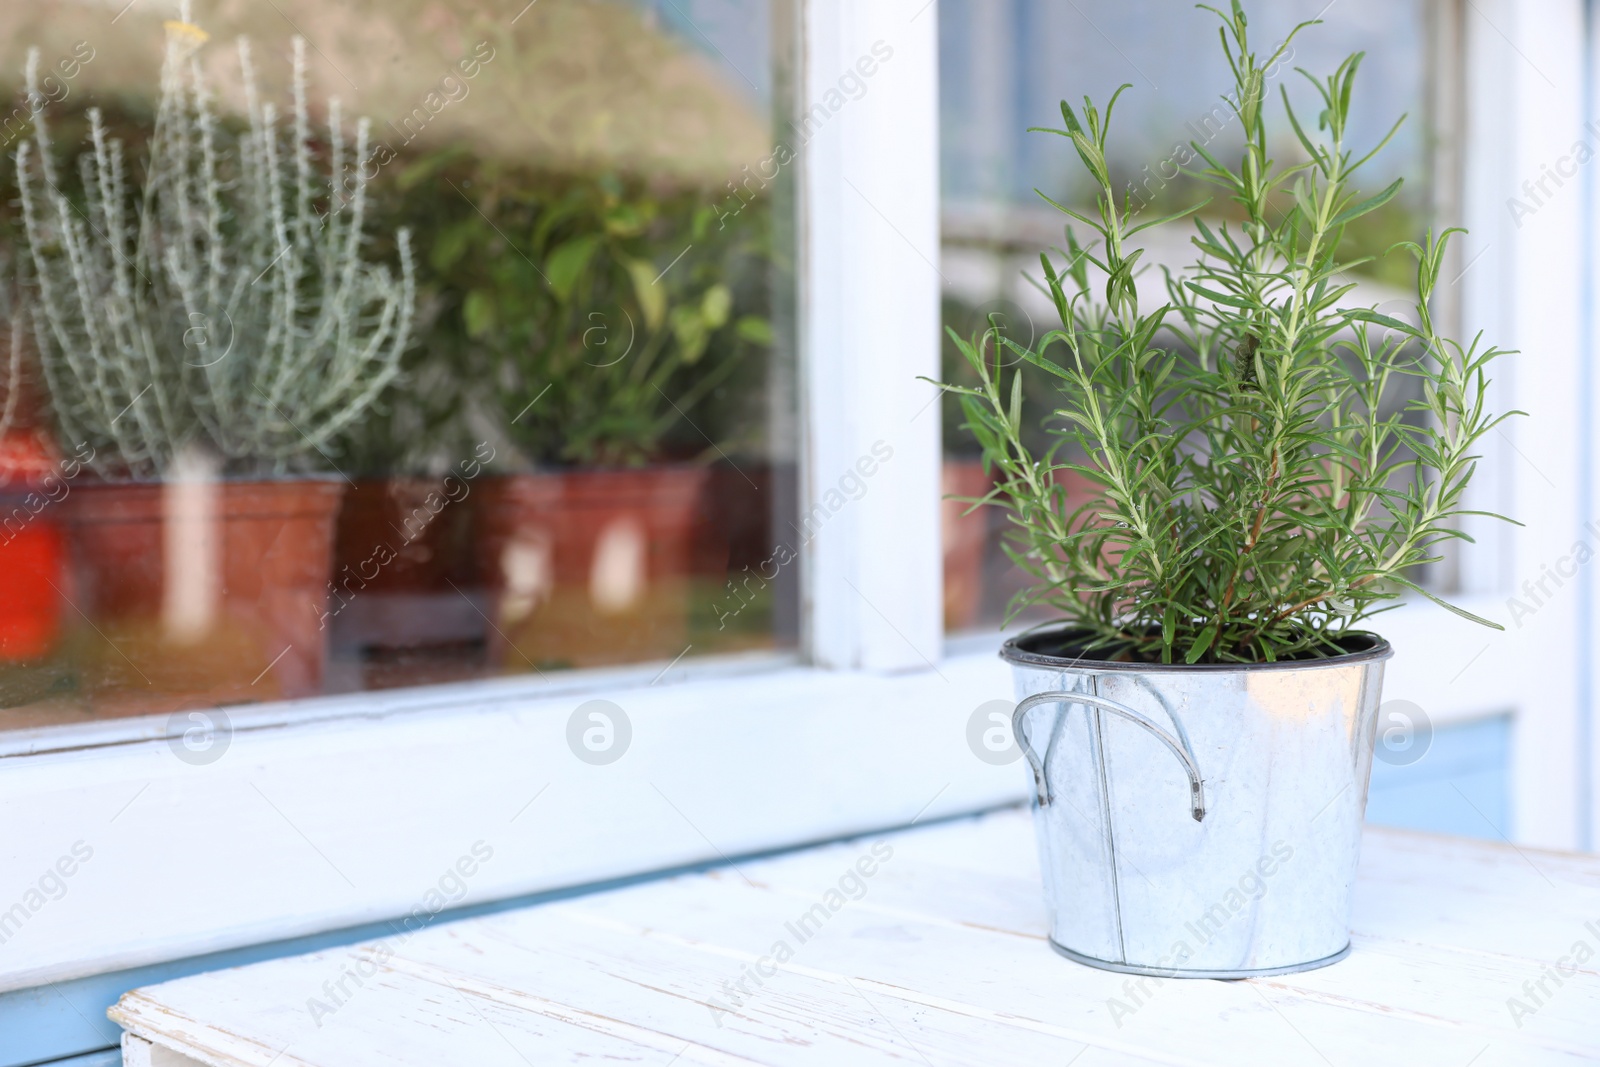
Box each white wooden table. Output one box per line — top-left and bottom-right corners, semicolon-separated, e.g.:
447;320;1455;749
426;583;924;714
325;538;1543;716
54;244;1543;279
111;807;1600;1066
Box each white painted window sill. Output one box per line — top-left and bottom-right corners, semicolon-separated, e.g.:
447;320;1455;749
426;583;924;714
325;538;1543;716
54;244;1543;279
0;639;1021;994
110;806;1600;1065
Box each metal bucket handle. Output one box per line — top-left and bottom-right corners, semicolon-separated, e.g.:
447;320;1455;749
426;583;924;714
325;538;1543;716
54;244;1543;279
1012;691;1207;822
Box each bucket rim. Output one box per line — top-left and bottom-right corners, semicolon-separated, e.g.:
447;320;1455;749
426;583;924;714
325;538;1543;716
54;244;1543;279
1000;622;1393;673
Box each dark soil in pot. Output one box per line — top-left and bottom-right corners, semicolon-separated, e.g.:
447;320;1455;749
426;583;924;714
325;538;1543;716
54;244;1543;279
1005;624;1391;668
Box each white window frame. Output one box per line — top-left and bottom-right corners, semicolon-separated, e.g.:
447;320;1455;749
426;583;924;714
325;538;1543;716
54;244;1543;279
1;0;1595;1003
1397;0;1595;851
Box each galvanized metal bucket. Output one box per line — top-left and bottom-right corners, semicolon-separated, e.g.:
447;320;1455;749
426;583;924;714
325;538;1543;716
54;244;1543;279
1003;625;1393;978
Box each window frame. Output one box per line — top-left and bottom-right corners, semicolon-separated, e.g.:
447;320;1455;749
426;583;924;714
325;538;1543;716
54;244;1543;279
1296;0;1593;850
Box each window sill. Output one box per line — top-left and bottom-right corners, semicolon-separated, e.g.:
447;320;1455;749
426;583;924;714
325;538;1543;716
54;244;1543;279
0;594;1532;996
0;640;1020;994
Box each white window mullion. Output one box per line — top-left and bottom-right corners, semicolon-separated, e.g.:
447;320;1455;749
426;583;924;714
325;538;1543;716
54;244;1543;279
799;0;944;671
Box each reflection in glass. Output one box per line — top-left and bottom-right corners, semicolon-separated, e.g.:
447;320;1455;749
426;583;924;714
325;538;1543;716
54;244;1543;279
0;0;796;727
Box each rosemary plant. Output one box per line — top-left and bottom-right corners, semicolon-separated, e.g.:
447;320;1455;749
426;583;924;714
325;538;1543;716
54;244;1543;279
17;12;414;478
945;3;1514;664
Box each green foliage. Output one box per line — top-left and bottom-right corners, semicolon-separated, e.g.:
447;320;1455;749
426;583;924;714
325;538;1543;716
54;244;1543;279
941;2;1515;663
939;294;1063;461
1109;164;1427;291
362;150;772;471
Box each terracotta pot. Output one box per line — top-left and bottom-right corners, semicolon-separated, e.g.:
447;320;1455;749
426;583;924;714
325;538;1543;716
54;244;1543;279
61;479;344;702
475;467;711;669
942;459;993;630
324;477;486;687
332;478;477;596
692;461;775;577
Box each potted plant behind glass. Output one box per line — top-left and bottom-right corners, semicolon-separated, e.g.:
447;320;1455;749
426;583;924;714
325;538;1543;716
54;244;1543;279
17;19;414;703
399;158;770;670
943;3;1512;977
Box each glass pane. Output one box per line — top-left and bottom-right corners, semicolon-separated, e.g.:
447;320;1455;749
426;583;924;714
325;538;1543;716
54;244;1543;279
937;0;1441;631
0;0;797;728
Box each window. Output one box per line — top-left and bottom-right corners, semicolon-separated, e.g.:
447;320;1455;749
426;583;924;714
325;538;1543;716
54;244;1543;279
0;0;798;730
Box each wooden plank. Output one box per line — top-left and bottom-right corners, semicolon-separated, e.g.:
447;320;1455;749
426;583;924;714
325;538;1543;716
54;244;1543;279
1349;828;1600;955
110;810;1600;1066
541;870;1598;1062
112;907;1175;1067
115;958;767;1067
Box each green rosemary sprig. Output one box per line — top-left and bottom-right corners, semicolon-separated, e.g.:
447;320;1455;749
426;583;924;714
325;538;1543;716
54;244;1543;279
939;1;1516;663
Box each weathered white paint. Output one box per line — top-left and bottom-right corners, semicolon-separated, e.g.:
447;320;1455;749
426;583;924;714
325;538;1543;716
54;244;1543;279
111;808;1600;1066
121;1033;205;1067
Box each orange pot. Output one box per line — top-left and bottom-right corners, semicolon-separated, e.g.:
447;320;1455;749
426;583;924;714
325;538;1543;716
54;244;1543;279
475;467;711;670
62;479;344;703
0;431;68;661
0;511;64;661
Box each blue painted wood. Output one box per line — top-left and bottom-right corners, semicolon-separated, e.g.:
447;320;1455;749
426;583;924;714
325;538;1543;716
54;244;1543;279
2;981;121;1067
1366;715;1513;839
24;1050;119;1067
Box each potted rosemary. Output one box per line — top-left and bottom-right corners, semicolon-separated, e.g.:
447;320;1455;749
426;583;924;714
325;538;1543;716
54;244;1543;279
17;18;414;700
946;4;1511;977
